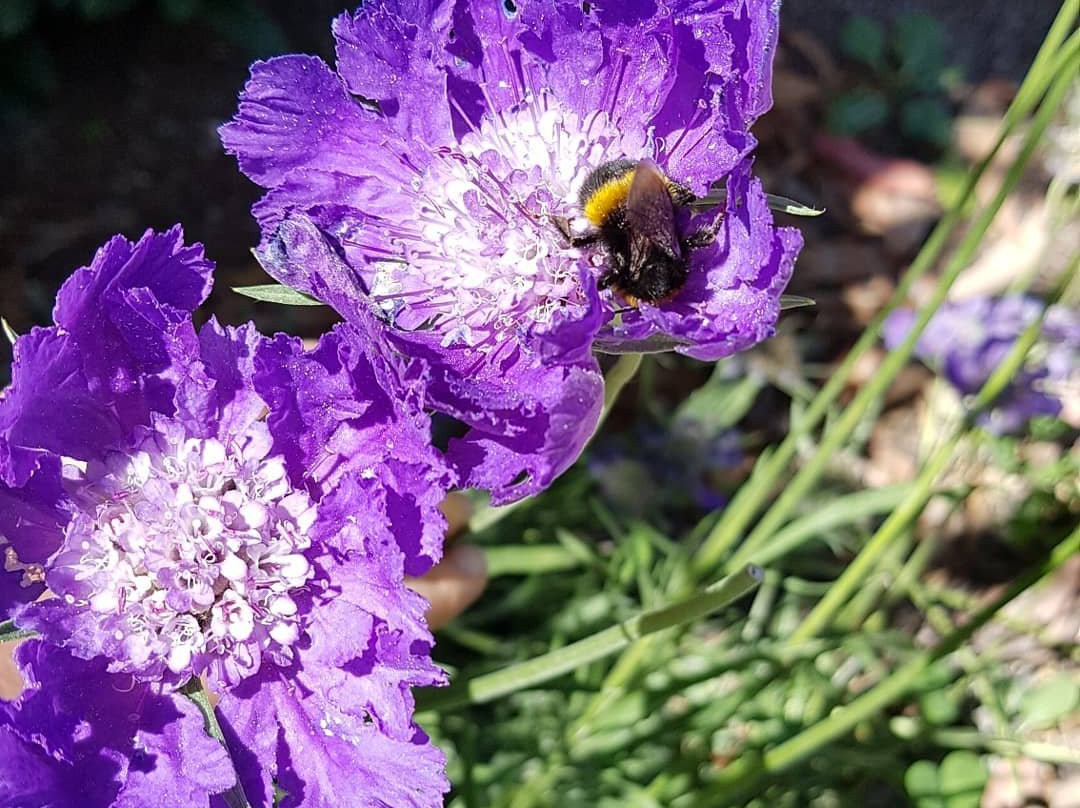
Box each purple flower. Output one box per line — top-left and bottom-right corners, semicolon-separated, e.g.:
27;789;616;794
883;296;1080;434
221;0;801;503
591;420;743;516
0;228;450;806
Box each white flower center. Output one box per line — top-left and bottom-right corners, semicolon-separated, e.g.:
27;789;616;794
356;93;649;355
51;420;316;686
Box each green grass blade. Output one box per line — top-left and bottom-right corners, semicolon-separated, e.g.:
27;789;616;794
696;45;1079;575
415;565;762;713
693;20;1080;573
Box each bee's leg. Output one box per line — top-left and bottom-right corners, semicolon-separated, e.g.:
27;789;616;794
684;216;723;250
668;181;697;207
597;269;616;290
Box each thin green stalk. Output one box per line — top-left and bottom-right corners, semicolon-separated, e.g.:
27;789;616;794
180;679;251;808
698;45;1078;576
601;352;644;419
484;544;584;577
415;565;762;713
724;483;914;570
792;265;1067;641
693;22;1080;574
791;437;958;641
889;719;1080;766
696;526;1080;803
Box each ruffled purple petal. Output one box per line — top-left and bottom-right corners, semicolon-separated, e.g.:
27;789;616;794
303;487;445;734
332;2;455;145
254;320;453;574
596;162;801;360
220;54;415;237
217;673;447;808
0;456;66;618
0;641;235;808
173;319;267;443
0;228;210;487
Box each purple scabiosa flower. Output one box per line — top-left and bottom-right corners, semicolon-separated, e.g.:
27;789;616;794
221;0;802;504
0;228;451;807
883;296;1080;434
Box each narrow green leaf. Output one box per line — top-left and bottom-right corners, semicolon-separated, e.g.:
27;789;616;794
415;565;762;712
1;318;18;346
689;191;824;217
765;194;826;217
232;284;325;306
726;482;914;569
779;295;816;311
484;545;584;578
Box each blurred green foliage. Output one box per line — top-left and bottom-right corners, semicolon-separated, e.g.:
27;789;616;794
828;12;962;151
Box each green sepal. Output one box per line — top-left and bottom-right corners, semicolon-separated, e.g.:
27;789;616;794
1;317;18;346
779;295;816;311
231;284;325;307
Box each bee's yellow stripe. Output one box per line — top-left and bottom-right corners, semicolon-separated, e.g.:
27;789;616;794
583;169;635;227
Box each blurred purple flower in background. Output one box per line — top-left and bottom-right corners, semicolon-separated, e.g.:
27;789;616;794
0;229;450;807
590;421;743;516
222;0;801;504
883;295;1080;434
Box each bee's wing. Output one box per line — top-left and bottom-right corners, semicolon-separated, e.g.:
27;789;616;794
626;158;681;272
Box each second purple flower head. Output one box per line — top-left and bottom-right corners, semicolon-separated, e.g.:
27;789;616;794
222;0;803;503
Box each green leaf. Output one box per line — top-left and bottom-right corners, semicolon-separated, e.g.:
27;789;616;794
839;15;886;71
938;751;986;808
892;12;948;91
779;295;816;311
827;89;890;135
901;97;953;148
919;688;961;726
232;284;325;306
905;760;944;808
688;191;824;217
674;363;763;433
1019;675;1080;729
765;194;826;217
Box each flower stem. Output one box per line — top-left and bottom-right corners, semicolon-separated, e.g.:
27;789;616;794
415;564;763;713
180;678;252;808
694;526;1080;804
599;352;644;424
484;544;584;577
692;10;1080;574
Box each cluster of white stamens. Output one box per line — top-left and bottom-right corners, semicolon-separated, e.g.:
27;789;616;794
51;421;316;685
361;92;648;356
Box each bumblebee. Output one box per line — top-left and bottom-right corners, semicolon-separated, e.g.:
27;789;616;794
556;158;719;306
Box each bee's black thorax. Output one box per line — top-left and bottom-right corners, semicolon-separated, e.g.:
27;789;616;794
573;158;707;305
